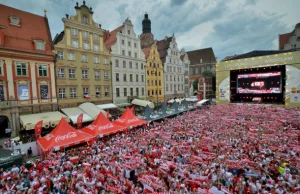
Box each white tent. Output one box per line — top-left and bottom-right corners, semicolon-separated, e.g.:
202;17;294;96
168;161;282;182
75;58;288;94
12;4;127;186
78;102;108;119
131;99;155;108
97;103;118;110
167;99;183;103
196;99;210;107
61;107;93;124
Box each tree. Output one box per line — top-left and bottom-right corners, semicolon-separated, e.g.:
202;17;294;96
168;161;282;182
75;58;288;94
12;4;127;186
202;70;214;78
192;79;198;92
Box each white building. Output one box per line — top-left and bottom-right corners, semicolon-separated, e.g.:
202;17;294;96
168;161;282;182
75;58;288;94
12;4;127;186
104;19;146;105
157;35;185;100
180;48;191;96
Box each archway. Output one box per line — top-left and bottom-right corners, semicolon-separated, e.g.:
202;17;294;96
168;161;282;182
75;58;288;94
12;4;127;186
0;115;9;138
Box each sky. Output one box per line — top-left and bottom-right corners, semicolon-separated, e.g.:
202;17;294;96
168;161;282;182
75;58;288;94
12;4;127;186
1;0;299;61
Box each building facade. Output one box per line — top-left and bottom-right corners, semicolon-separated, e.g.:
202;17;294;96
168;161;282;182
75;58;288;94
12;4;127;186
180;49;190;96
143;44;164;104
187;48;217;99
0;4;56;134
279;23;300;50
104;19;146;105
157;35;185;101
53;1;112;108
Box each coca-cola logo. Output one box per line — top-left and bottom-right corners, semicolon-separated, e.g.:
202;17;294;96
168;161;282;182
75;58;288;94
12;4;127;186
128;118;139;123
98;123;114;130
87;125;97;130
44;134;54;141
117;119;125;123
55;132;77;142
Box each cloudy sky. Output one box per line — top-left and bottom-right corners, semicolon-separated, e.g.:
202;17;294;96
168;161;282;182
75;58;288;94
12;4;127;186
1;0;299;60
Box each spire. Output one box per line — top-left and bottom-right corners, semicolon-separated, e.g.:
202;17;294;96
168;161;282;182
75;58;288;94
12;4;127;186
142;12;151;34
44;9;47;17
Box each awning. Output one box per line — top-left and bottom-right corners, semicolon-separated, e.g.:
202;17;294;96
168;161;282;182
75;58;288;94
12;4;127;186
78;102;108;119
20;111;70;130
97;103;118;110
196;99;210;107
185;98;198;102
131;99;155;109
168;99;183;103
115;103;131;107
61;107;93;124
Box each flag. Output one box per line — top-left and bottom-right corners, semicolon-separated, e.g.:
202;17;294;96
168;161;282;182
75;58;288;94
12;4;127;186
34;120;43;139
130;106;135;113
197;93;201;102
106;110;110;118
77;114;83;129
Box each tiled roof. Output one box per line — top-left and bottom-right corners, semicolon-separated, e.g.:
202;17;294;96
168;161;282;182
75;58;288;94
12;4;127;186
279;33;291;50
227;50;290;61
186;48;216;65
142;47;151;59
0;4;53;56
104;25;124;52
156;37;172;63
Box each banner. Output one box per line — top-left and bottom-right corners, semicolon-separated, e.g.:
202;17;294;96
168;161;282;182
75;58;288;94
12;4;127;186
40;85;49;99
130;106;135;113
18;85;29;100
77;114;83;129
34;120;43;139
106;110;110;118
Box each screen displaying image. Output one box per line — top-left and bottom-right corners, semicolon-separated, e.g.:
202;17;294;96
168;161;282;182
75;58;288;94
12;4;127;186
237;72;282;94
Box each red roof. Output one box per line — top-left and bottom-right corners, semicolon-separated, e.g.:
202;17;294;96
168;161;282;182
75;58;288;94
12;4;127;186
37;118;92;151
279;33;291;50
104;25;124;52
81;113;126;137
113;108;147;128
0;4;53;56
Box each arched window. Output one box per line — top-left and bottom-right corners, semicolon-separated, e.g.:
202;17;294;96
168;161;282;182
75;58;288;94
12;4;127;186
83;15;88;24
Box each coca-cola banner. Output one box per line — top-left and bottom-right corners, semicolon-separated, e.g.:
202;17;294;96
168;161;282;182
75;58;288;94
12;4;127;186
34;120;43;139
77;113;83;129
55;132;77;143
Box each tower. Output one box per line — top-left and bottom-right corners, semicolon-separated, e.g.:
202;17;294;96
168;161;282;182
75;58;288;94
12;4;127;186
140;13;154;49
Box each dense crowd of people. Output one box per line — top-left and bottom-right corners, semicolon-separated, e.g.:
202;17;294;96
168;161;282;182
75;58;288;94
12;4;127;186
0;104;299;194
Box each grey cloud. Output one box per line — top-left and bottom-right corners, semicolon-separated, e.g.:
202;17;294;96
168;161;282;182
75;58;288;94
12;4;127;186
170;0;187;6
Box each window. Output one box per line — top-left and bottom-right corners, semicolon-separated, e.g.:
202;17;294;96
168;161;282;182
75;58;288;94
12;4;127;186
70;88;76;98
135;63;138;69
152;90;154;95
68;52;75;60
142;87;144;96
105;87;109;96
94;56;100;64
36;42;45;50
95;71;100;79
123;74;127;82
134;53;137;58
104;58;108;64
136;88;139;96
122;50;125;56
116;88;120;97
141;63;144;69
178;85;180;91
159;80;161;86
130;88;133;96
134;43;137;48
123;61;126;68
57;51;63;59
84;42;90;50
115;59;119;67
128;51;131;57
159;90;161;95
141;75;144;82
166;75;168;81
59;88;66;99
83;87;89;95
69;69;75;78
82;70;88;79
136;74;139;82
94;45;99;51
93;33;98;40
57;68;64;78
71;28;78;36
83;31;89;38
147;80;150;86
166;84;169;91
122;40;125;45
130;74;133;82
16;63;27;76
0;61;2;76
83;15;88;24
148;90;150;96
116;73;119;81
38;65;47;77
104;71;109;80
128;41;131;47
129;61;132;68
72;40;79;48
96;87;101;97
82;55;87;62
124;88;128;97
128;30;130;35
170;84;173;91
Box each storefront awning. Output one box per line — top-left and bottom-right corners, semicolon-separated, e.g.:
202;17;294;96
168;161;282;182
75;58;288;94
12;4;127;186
97;103;118;110
131;99;155;109
61;107;93;124
20;111;70;130
78;102;108;119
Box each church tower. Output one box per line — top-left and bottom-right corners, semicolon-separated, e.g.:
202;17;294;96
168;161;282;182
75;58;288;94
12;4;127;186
140;13;154;48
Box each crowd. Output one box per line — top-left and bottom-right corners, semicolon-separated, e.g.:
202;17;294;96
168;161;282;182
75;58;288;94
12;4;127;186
0;104;299;194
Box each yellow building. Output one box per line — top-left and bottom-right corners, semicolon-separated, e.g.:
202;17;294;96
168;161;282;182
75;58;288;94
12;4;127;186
142;44;164;104
53;1;112;108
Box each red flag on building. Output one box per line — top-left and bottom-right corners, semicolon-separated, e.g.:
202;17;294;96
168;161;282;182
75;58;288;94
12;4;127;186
77;113;83;129
34;120;43;139
106;110;110;118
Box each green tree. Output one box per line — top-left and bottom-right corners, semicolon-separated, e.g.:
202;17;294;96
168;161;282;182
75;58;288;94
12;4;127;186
202;70;214;77
192;79;198;91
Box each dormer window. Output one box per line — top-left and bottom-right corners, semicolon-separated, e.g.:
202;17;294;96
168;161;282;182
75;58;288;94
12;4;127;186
83;15;88;24
9;16;21;27
36;41;45;50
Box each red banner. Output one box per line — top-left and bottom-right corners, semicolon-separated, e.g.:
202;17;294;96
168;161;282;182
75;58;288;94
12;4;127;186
77;114;83;129
130;106;135;113
34;120;43;139
106;110;110;118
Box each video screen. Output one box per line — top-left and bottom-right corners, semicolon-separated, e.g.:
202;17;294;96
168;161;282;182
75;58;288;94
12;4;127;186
237;72;282;94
